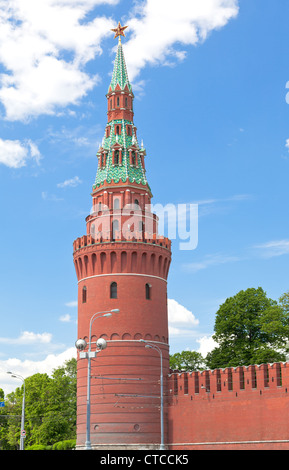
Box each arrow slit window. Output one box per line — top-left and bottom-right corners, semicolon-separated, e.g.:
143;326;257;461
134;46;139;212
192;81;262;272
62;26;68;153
82;286;87;303
145;283;151;300
110;282;117;299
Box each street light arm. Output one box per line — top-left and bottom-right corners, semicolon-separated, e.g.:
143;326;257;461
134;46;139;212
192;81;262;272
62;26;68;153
7;372;24;382
141;340;162;356
145;343;162;355
88;311;113;352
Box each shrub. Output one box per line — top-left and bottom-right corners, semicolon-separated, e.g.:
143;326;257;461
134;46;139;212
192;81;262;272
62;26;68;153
52;439;76;450
26;444;48;451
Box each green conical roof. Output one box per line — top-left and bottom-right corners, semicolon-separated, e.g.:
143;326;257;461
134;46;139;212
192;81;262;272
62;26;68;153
93;119;148;189
93;38;149;191
109;41;132;92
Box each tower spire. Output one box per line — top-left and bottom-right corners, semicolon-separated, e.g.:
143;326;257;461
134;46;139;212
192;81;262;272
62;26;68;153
109;34;132;93
109;22;131;92
93;23;149;191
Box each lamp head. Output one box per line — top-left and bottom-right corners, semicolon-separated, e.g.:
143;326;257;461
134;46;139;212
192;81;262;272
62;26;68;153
96;338;107;350
75;338;87;351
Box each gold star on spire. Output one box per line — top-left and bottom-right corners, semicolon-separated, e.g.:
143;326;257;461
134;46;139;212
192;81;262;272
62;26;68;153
111;22;128;43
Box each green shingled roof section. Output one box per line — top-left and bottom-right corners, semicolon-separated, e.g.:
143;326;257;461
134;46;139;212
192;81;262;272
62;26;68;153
93;118;148;188
109;41;132;92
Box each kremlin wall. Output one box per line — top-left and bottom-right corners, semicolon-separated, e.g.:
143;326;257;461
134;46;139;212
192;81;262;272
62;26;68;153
168;363;289;450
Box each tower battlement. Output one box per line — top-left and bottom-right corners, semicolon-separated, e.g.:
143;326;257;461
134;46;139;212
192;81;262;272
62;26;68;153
73;233;171;252
73;237;171;284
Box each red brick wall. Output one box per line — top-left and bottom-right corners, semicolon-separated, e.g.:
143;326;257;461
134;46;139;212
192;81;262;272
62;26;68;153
168;363;289;450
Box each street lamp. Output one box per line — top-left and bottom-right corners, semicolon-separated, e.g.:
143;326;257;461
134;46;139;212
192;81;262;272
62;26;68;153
140;340;165;450
75;308;119;450
7;372;26;450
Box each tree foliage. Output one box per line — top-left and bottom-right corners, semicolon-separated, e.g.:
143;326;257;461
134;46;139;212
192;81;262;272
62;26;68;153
0;358;76;450
170;350;204;371
205;287;289;369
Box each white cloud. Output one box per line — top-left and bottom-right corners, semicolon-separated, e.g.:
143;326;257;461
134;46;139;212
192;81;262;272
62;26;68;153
0;0;239;121
0;0;117;121
0;331;52;345
57;176;82;188
0;138;41;168
41;191;64;202
182;238;289;274
195;194;251;205
59;314;72;323
254;239;289;258
168;299;200;340
168;298;199;326
65;300;78;308
19;331;52;344
183;253;240;273
196;335;217;357
0;347;76;395
125;0;239;80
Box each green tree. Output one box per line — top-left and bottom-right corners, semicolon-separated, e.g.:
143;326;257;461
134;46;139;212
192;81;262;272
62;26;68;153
279;291;289;316
3;358;77;449
0;395;11;450
170;350;204;371
205;287;289;369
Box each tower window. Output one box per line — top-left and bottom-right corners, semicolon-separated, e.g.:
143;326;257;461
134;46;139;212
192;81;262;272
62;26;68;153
125;97;128;107
117;96;120;107
114;150;119;165
116;125;120;135
112;219;119;241
82;286;87;303
113;198;120;209
110;282;117;299
131;151;136;166
145;283;151;300
100;153;105;167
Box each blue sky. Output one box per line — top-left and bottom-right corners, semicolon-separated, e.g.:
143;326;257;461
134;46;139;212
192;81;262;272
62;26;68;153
1;0;289;394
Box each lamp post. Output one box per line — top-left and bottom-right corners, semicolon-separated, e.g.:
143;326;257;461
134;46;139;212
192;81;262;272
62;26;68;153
75;308;119;450
7;372;26;450
140;340;165;450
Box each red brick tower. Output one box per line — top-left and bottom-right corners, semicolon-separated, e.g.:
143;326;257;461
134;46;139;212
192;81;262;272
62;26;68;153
73;24;171;450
